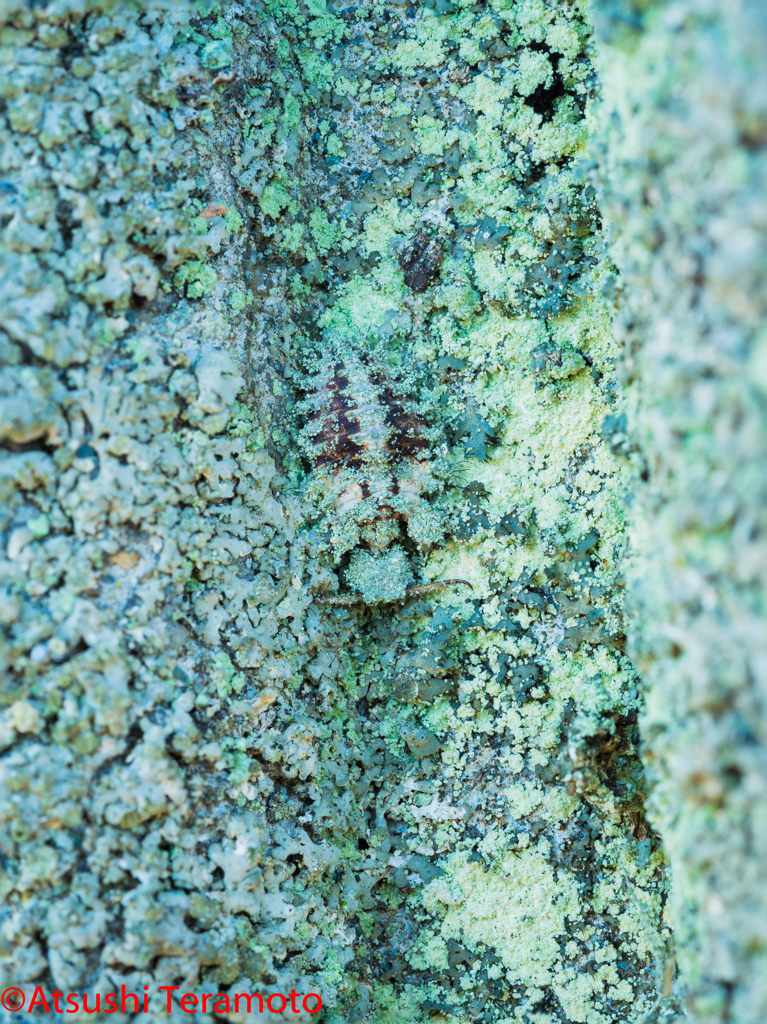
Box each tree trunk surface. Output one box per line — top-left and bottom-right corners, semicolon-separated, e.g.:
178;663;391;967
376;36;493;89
0;1;764;1022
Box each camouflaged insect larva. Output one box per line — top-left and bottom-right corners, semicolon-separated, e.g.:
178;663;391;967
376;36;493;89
305;350;429;518
300;345;470;605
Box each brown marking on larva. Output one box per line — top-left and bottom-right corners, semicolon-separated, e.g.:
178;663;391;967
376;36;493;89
310;374;366;468
382;386;430;459
399;231;443;292
307;357;429;507
316;579;473;607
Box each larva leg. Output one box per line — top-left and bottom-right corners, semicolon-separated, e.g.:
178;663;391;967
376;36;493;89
316;579;472;607
315;593;365;607
404;579;473;598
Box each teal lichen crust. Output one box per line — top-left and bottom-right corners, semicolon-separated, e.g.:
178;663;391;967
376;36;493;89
1;0;675;1022
345;548;415;604
591;1;767;1021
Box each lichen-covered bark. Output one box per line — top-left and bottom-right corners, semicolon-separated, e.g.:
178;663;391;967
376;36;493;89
591;2;767;1022
0;0;704;1021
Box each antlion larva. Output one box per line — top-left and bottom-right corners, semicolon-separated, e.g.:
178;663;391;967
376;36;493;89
304;349;431;521
300;344;467;606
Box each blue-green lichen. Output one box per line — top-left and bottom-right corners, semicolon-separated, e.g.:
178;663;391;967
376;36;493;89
0;0;681;1021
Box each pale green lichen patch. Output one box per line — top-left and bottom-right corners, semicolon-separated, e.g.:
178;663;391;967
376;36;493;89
417;847;580;986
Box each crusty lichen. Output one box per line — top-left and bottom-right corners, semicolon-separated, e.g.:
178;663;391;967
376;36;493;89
0;0;679;1021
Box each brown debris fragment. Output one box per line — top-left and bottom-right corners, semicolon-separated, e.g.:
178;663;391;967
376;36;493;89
398;231;443;292
199;203;229;219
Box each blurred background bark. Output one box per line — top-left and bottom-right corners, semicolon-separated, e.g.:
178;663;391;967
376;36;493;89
592;2;767;1021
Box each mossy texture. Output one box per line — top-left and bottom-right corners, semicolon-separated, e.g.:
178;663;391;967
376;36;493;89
0;0;685;1022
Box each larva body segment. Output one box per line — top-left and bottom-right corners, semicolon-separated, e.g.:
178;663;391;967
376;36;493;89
304;350;431;521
